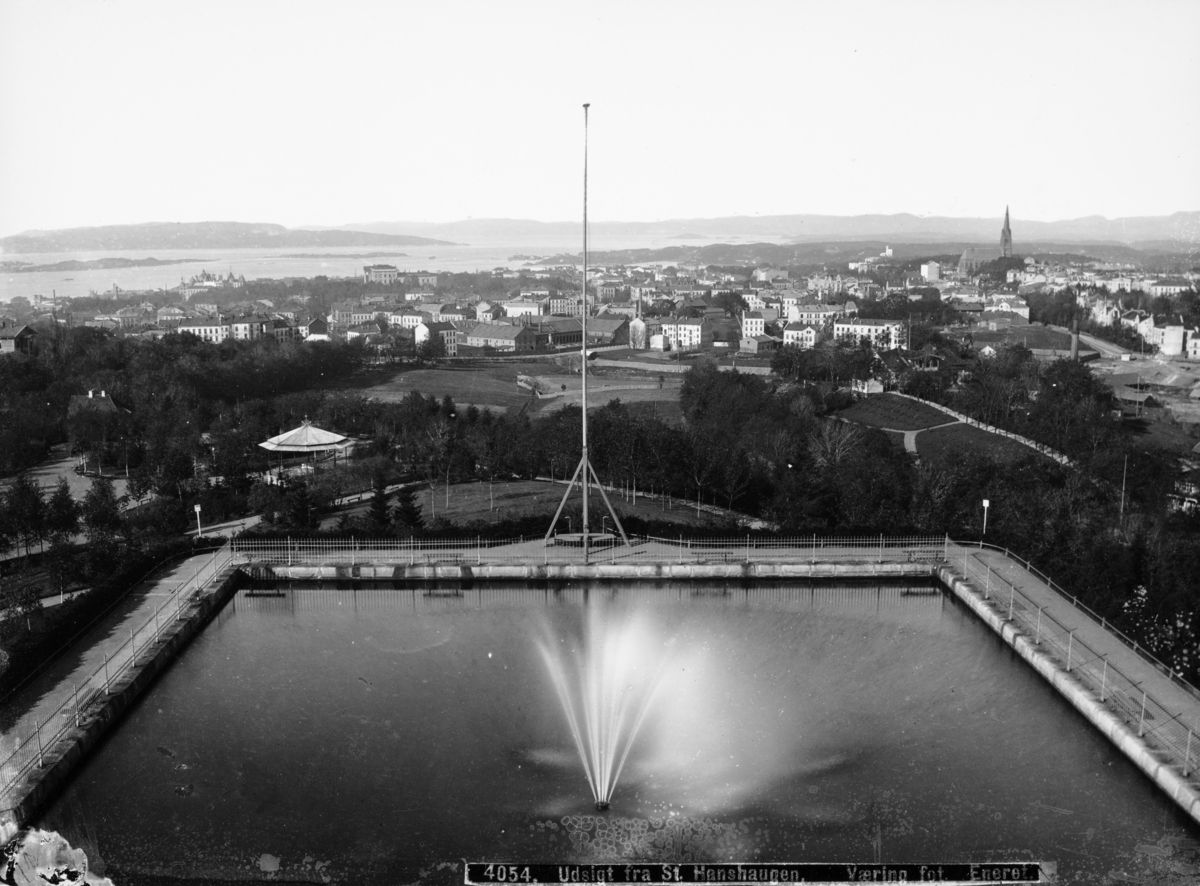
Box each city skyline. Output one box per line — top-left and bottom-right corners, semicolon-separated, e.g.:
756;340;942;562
2;0;1198;240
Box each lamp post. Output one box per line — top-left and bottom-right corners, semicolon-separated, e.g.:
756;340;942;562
982;499;990;536
194;504;203;538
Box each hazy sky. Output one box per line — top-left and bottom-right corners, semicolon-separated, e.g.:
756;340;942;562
2;0;1198;238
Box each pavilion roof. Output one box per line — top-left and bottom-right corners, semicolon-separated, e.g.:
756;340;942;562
259;420;348;452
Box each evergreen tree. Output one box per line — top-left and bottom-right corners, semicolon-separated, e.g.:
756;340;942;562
366;471;392;535
281;482;318;531
47;477;80;538
393;483;424;537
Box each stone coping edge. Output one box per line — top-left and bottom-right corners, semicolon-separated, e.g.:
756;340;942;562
936;565;1200;826
1;567;243;839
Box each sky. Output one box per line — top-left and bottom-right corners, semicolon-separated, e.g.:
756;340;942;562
1;0;1198;238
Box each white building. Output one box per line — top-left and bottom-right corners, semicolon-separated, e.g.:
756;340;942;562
659;318;707;350
920;261;940;283
178;320;231;343
363;264;401;285
741;311;766;337
834;318;903;350
782;322;820;349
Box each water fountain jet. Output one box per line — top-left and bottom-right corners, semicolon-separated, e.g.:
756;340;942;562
538;604;669;809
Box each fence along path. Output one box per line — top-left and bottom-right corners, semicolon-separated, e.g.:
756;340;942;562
0;545;234;815
946;541;1200;808
230;534;946;566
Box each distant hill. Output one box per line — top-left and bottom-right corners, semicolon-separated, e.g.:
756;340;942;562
334;212;1200;250
538;239;1174;268
0;221;456;254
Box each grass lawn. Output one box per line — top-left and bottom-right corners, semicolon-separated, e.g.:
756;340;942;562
839;393;952;431
342;361;685;418
350;362;572;412
319;478;734;531
917;423;1045;467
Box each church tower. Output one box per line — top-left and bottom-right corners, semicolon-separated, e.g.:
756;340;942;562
1000;206;1013;258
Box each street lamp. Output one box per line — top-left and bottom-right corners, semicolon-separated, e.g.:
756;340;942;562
194;504;203;538
982;499;990;536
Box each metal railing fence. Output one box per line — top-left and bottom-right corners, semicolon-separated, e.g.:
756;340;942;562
947;541;1200;782
0;543;234;810
964;540;1200;702
230;534;947;566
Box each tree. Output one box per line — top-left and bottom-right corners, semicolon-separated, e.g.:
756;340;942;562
4;473;46;555
46;477;80;538
417;333;447;362
126;469;154;510
81;476;122;547
366;471;393;535
393;484;424;536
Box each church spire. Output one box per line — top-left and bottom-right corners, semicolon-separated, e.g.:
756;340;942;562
1000;205;1013;258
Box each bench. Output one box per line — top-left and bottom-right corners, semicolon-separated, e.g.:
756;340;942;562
906;549;943;563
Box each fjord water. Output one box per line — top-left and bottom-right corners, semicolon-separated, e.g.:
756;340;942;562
36;583;1198;884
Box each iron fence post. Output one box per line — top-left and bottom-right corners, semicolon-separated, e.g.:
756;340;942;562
1008;587;1014;621
103;652;110;695
1187;722;1194;778
1035;607;1043;644
1066;631;1073;671
73;682;80;727
1099;658;1108;701
154;604;160;643
878;534;883;564
812;534;817;564
1139;690;1147;737
131;627;136;665
36;725;43;768
985;567;991;599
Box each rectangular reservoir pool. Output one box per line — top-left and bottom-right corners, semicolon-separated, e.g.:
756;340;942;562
35;582;1200;884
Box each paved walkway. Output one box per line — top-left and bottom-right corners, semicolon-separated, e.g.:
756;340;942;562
964;545;1200;725
877;420;961;456
0;551;229;767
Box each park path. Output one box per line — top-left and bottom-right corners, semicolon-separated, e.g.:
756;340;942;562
967;546;1200;723
877;420;961;456
0;551;228;762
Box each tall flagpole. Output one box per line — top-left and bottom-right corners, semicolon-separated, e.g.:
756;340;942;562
581;103;590;564
542;104;631;558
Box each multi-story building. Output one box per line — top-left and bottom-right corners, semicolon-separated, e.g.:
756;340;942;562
464;322;543;352
547;294;584;317
504;296;543;319
782;322;820;349
415;320;459;356
231;315;271;340
741;311;766;337
363;264;402;285
834;318;903;350
178;320;232;343
659;318;708;351
788;303;846;327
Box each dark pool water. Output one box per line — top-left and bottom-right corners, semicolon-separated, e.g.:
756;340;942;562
36;583;1200;884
